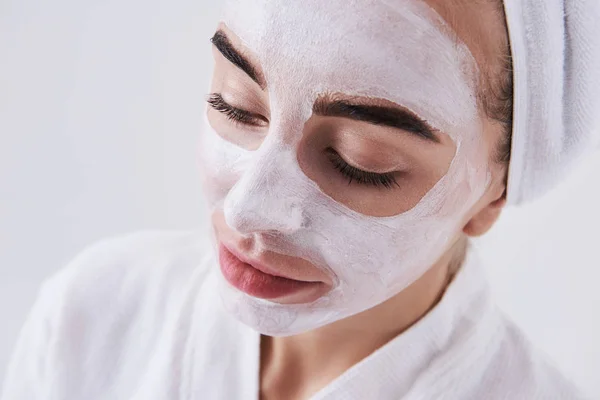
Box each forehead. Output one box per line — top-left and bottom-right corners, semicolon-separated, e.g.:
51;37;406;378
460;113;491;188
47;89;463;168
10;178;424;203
221;0;480;136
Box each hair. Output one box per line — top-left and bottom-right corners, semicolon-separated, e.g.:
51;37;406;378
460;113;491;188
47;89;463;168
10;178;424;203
480;1;514;170
437;0;514;185
448;1;514;276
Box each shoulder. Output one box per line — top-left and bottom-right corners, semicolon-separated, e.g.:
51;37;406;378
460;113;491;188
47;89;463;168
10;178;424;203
56;229;209;277
46;229;212;304
44;231;215;372
43;229;215;333
472;313;588;400
3;229;218;399
443;250;588;399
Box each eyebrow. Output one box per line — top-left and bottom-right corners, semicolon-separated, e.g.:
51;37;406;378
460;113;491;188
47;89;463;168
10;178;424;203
210;30;266;90
210;30;438;142
313;99;440;143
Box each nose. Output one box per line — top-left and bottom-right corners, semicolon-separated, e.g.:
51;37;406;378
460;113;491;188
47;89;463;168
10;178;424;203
223;147;307;235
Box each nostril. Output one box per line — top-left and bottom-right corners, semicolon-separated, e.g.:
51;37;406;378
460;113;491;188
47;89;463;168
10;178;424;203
224;208;259;235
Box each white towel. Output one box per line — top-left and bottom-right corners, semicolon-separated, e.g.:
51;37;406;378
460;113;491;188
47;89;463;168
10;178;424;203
503;0;600;205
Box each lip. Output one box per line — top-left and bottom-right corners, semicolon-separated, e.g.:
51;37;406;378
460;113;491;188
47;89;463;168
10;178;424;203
218;243;326;301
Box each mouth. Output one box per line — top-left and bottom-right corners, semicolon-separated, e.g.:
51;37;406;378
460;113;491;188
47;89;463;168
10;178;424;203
218;242;328;303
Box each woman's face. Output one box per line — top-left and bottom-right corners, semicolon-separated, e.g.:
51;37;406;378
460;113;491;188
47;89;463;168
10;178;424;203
199;0;508;336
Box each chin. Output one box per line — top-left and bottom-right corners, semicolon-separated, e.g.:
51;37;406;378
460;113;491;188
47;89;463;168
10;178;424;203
217;272;389;337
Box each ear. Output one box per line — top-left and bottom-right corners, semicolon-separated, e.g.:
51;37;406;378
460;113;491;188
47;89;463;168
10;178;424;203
463;189;507;237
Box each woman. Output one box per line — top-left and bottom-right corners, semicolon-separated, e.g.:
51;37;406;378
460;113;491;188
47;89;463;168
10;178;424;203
3;0;599;398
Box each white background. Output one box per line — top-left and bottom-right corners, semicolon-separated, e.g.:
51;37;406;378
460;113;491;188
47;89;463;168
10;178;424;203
1;0;599;397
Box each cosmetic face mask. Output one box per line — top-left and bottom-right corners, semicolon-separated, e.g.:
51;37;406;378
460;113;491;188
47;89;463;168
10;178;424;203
198;0;490;336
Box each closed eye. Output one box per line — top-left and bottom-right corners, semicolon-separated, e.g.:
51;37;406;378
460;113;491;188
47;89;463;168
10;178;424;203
326;148;400;189
206;93;268;127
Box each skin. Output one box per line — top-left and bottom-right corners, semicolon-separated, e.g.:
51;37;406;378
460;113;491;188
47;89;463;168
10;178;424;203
206;1;510;398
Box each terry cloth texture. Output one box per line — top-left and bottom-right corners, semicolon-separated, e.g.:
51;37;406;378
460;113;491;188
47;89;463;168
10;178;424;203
503;0;600;205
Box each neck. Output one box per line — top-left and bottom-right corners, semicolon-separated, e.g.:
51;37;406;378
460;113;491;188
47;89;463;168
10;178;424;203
259;242;464;400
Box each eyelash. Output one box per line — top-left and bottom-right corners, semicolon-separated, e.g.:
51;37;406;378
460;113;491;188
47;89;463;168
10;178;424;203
206;93;266;127
207;93;399;189
326;148;399;189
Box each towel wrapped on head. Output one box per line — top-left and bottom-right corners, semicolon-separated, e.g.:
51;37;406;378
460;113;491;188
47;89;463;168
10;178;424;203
503;0;600;205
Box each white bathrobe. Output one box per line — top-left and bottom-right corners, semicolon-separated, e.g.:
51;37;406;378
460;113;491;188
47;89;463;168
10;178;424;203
1;230;587;399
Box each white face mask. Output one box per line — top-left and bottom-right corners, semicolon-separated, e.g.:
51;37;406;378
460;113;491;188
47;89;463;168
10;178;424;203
199;0;490;336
